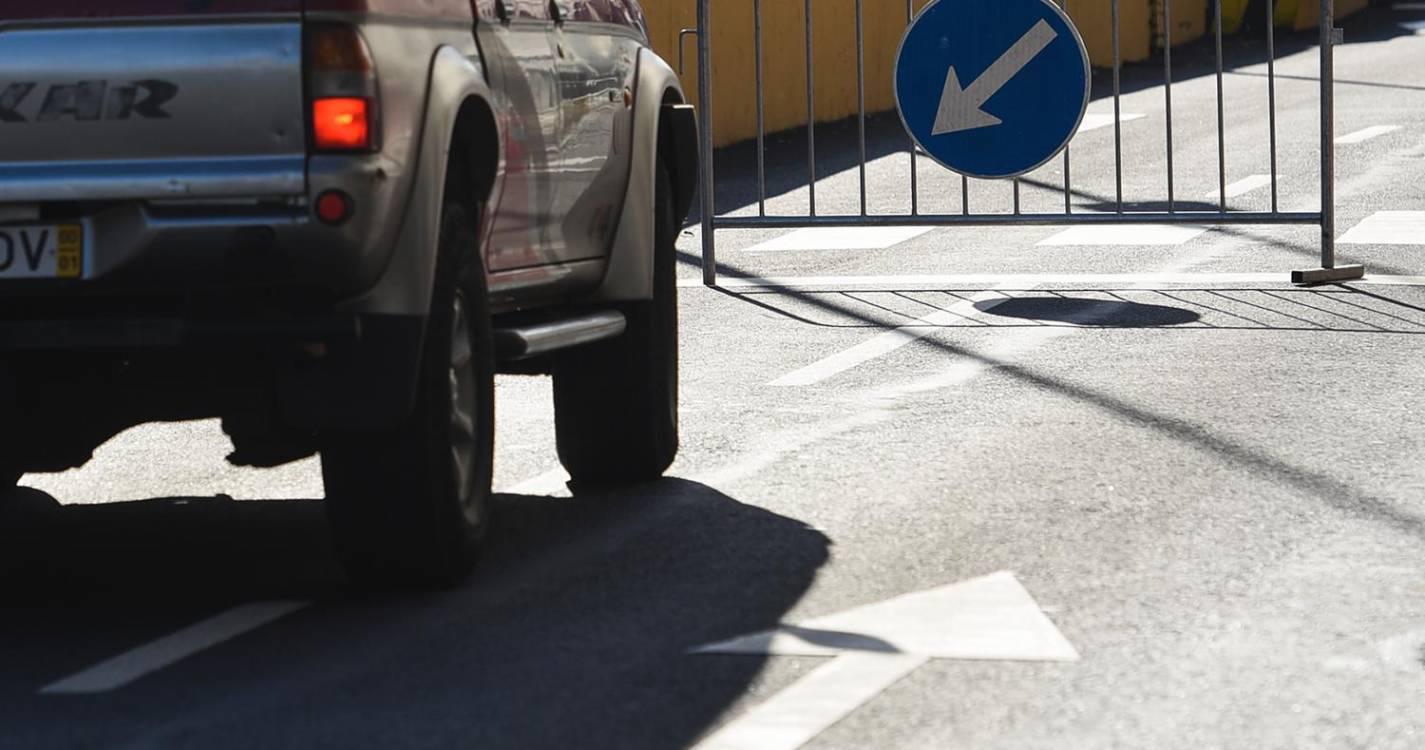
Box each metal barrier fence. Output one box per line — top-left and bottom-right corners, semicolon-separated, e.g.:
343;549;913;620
689;0;1364;286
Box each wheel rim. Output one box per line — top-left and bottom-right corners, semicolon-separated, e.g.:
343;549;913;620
448;290;482;526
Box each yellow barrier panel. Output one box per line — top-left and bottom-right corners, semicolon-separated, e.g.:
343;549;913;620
1153;0;1207;47
644;0;937;147
1281;0;1369;30
1068;0;1152;66
644;0;1221;147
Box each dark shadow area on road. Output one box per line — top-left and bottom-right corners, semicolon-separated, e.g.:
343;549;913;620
686;252;1425;544
0;490;341;605
698;5;1421;221
0;479;829;750
976;297;1202;327
710;279;1425;335
773;624;899;654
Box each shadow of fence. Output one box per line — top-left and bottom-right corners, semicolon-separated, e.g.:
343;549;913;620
718;285;1425;334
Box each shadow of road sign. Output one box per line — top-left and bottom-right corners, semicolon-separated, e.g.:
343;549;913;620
975;297;1203;327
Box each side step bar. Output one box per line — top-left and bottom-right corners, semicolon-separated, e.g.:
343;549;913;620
494;310;627;361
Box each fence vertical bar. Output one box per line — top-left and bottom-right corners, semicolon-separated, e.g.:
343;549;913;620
1320;0;1334;268
1214;0;1226;211
1164;0;1175;212
857;0;867;216
1059;0;1071;215
906;0;919;215
1013;179;1021;215
805;0;817;216
906;0;917;215
755;0;766;216
1113;0;1123;212
962;176;969;214
1267;0;1279;212
697;0;716;286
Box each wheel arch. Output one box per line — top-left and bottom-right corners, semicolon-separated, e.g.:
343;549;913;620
594;49;700;303
346;46;502;318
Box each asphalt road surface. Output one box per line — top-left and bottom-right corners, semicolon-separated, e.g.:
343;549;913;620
4;6;1425;749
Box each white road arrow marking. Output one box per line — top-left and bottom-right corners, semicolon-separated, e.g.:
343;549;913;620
691;571;1078;750
933;20;1059;135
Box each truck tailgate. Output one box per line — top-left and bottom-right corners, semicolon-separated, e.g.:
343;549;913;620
0;10;307;202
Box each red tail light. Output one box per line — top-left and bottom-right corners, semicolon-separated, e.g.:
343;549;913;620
313;98;371;151
307;24;379;153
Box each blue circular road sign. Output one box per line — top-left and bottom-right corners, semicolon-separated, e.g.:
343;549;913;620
895;0;1091;180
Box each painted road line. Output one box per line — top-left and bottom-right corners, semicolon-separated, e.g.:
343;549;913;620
1379;628;1425;672
693;654;926;750
744;226;935;253
692;572;1077;750
1340;211;1425;245
1206;174;1274;200
1335;125;1402;145
41;602;309;695
681;274;1425;290
1076;112;1145;134
768;285;1024;387
1037;224;1209;246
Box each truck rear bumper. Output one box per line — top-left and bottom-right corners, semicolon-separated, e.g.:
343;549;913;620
0;199;388;299
0;308;361;350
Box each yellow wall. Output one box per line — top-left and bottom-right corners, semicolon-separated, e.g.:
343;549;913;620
1153;0;1207;48
643;0;1195;147
1068;0;1152;66
1285;0;1369;31
643;0;935;147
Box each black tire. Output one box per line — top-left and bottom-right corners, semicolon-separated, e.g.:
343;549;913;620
0;469;21;503
321;202;495;589
552;162;680;486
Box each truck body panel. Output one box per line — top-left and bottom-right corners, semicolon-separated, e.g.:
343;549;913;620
0;22;306;202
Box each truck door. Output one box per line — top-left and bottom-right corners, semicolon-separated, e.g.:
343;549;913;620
475;0;565;272
547;0;638;262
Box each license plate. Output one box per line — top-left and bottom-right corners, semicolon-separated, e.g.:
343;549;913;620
0;224;83;279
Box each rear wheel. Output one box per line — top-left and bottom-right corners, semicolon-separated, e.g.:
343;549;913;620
321;202;495;589
552;162;680;486
0;468;21;504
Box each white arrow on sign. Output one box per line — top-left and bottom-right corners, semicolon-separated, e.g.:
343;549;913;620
933;19;1059;135
690;571;1079;750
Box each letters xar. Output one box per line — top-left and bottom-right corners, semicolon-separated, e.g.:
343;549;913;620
0;80;179;123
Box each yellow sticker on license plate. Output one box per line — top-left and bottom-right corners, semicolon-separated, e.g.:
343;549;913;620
56;225;82;279
0;223;82;279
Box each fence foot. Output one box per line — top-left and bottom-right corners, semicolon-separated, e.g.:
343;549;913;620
1291;265;1365;285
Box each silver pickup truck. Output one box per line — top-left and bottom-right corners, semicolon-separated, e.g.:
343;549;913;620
0;0;699;587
